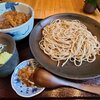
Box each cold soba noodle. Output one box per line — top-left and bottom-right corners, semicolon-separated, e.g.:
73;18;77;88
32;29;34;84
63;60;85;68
39;19;100;67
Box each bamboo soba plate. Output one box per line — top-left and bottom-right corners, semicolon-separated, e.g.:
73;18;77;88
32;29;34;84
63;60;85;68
29;13;100;80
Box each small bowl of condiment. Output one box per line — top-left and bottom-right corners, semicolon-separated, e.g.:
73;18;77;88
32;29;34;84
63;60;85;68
11;59;45;98
0;2;34;41
0;33;19;77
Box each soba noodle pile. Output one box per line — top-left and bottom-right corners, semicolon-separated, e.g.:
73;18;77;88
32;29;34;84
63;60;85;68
39;19;100;67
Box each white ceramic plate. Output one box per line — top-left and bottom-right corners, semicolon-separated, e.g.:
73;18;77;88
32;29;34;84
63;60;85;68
11;59;45;98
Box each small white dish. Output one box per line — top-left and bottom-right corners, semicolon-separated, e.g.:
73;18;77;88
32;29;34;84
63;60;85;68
11;59;45;98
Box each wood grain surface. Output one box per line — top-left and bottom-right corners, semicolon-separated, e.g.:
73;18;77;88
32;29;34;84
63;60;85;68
11;0;100;22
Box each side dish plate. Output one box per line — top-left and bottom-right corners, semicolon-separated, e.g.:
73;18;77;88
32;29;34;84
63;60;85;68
11;59;45;98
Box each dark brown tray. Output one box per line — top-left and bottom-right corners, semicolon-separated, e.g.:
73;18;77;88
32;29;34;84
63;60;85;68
0;19;100;99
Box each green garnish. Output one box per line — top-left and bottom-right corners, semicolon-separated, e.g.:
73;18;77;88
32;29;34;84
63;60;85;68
0;52;12;65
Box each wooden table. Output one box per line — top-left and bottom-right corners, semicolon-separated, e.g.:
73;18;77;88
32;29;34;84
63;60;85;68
12;0;100;22
0;0;100;99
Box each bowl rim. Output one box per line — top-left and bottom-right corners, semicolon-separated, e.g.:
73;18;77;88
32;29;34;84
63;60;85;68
0;33;16;68
0;2;34;32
